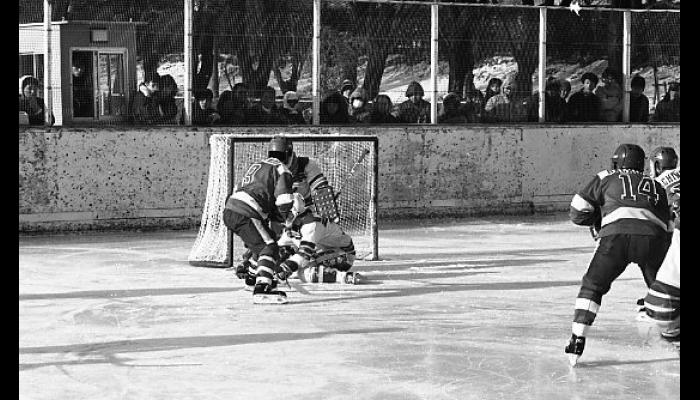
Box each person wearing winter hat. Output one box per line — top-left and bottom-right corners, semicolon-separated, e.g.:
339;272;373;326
320;91;350;124
280;91;305;125
18;75;54;126
369;94;398;124
438;92;467;124
349;87;371;124
397;81;431;123
340;79;355;102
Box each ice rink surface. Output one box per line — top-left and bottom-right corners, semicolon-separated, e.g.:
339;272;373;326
19;213;680;400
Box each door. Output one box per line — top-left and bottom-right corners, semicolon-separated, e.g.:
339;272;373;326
71;48;127;121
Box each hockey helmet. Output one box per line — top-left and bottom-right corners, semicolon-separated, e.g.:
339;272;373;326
649;146;678;178
268;135;293;163
611;143;645;171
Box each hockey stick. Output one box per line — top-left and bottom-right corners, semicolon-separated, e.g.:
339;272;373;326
334;148;371;201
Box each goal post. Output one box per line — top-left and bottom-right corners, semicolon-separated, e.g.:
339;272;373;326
188;133;379;268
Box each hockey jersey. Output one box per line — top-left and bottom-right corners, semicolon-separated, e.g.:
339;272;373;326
656;167;680;230
569;169;672;237
290;156;331;224
225;157;294;221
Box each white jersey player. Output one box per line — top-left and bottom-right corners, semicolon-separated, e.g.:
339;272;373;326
276;144;359;284
643;147;680;348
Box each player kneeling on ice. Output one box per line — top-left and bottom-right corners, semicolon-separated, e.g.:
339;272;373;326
642;147;680;350
565;143;673;366
278;142;361;284
224;135;303;304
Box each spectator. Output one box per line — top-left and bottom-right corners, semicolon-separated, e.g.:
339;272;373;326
248;86;283;125
463;89;484;123
320;91;350;124
217;82;250;125
652;82;679;122
484;79;528;122
536;77;567;123
559;79;572;101
369;94;399;124
192;89;221;125
156;74;180;124
131;73;161;125
397;81;431;123
349;87;372;124
483;77;503;111
567;72;601;122
340;79;355;103
71;62;93;118
629;75;650;123
18;75;54;126
339;79;354;116
594;67;623;122
438;92;468;123
280;91;306;125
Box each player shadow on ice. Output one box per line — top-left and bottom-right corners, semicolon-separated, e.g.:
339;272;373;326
288;279;583;306
353;257;570;274
18;286;239;301
569;357;679;368
18;327;405;371
377;246;592;263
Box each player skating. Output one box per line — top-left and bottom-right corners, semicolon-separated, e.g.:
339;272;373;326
565;143;673;366
642;147;680;351
223;135;300;304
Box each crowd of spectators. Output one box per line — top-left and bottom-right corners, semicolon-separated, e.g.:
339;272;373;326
21;69;676;127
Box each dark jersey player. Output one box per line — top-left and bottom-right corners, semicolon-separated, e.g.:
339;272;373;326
643;147;680;349
565;143;673;366
223;135;297;304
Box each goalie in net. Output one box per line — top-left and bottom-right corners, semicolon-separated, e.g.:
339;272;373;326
237;137;360;285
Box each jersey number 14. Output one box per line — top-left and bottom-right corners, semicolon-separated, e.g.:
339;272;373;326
619;173;659;205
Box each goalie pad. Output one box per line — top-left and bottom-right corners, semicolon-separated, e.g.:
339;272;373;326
312;186;340;224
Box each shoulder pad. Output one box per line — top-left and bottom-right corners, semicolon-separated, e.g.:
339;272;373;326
596;170;614;179
264;157;282;166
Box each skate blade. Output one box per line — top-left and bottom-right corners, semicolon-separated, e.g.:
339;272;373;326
244;285;254;292
253;294;288;304
568;354;580;367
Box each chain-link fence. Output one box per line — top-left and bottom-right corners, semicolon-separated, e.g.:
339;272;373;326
18;0;680;127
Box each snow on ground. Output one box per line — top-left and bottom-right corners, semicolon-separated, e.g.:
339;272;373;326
19;213;680;400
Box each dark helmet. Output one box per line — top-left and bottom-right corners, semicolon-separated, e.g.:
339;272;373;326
649;146;678;176
268;135;293;163
611;143;645;171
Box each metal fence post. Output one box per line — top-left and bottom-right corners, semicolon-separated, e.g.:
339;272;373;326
184;0;193;126
43;0;53;127
622;10;631;123
430;2;438;125
538;7;546;124
312;0;321;125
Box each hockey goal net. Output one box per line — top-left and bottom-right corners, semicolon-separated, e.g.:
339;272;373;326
188;134;379;268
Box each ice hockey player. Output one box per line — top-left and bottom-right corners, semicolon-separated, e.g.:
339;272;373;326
276;142;360;284
223;135;299;304
643;147;680;350
565;143;673;366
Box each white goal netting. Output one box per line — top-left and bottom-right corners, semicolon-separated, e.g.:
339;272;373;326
188;134;378;268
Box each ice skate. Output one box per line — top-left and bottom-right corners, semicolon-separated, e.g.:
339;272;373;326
252;283;288;304
565;333;586;366
337;271;363;284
